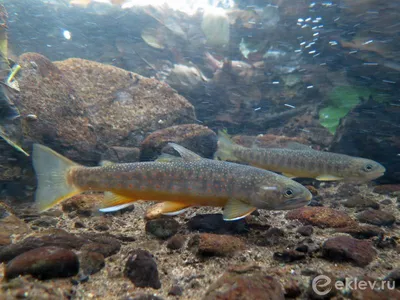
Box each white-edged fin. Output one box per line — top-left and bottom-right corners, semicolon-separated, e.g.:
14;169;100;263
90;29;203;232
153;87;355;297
155;153;182;163
99;160;114;166
102;192;136;209
99;203;133;213
32;144;82;212
167;143;202;161
146;201;192;219
316;174;343;181
223;198;256;221
162;207;191;216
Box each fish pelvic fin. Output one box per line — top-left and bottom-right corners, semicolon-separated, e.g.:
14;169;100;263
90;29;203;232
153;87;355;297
223;198;256;221
32;144;82;212
145;201;192;219
215;130;239;162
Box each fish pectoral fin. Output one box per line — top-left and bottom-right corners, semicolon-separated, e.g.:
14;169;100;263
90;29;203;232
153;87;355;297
167;143;202;161
223;198;256;221
145;201;192;219
316;174;343;181
101;192;136;209
282;172;297;179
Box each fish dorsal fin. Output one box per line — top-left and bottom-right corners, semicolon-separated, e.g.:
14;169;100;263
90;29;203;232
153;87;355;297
223;198;256;221
101;192;136;209
285;142;312;151
145;201;192;219
155;153;182;163
167;143;202;161
316;174;343;181
99;203;134;213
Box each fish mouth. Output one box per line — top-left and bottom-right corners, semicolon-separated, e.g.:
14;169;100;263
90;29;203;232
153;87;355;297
275;196;311;210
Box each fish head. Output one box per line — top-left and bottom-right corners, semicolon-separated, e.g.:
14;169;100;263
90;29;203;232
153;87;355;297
252;176;312;210
347;158;386;181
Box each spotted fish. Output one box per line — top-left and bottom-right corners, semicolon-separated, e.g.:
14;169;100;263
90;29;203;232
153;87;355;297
32;143;312;221
215;131;386;182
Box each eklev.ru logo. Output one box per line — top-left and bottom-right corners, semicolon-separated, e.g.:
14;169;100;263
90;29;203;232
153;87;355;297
312;274;396;296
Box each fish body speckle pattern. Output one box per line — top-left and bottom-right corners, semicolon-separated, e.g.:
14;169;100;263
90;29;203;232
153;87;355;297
216;131;386;182
32;143;312;220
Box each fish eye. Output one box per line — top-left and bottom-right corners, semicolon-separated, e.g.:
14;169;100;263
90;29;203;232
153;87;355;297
284;188;294;198
363;164;374;172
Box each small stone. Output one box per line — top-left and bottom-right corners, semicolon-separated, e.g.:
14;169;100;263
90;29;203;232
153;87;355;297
0;203;31;246
168;285;183;296
256;227;285;246
166;234;186;250
188;233;245;257
283;279;302;298
0;229;85;263
79;251;105;275
350;276;400;299
145;218;180;239
61;195;100;216
5;246;79;280
322;236;377;267
124;249;161;289
342;195;379;209
273;250;306;263
79;233;121;257
336;225;384;239
31;216;59;228
187;214;248;234
129;294;164;300
297;225;313;236
373;184;400;195
356;209;396;226
380;199;392;205
286;207;356;228
305;185;318;196
74;221;86;228
385;268;400;287
204;269;284;300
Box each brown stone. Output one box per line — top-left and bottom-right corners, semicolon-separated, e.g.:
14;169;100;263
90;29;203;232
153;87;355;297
322;236;377;267
204;268;284;300
188;233;245;257
286;207;356;228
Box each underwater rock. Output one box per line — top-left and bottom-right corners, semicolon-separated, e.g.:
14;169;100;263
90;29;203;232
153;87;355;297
385;268;400;287
373;184;400;196
78;233;121;257
350;276;400;300
124;249;161;289
322;236;377;267
145;218;180;240
30;216;59;228
168;284;183;296
336;225;384;239
0;202;31;246
166;234;186;250
79;250;105;276
5;246;79;280
286;207;356;228
0;229;85;263
93;216;112;231
187;213;248;234
188;233;245;257
330;100;400;184
296;225;314;236
129;294;164;300
140;124;217;161
61;195;101;217
12;53;195;163
204;267;285;300
342;195;380;210
273;250;306;263
255;227;285;247
356;209;396;226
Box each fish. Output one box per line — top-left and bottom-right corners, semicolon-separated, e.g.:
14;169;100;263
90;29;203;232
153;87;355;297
32;142;312;221
69;0;126;8
215;131;386;182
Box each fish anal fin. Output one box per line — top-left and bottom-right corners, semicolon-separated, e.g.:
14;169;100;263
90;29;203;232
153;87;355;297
316;175;343;181
102;192;136;209
167;143;202;161
223;198;256;221
145;201;192;219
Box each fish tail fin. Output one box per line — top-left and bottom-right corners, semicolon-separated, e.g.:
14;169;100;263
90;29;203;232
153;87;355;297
215;130;240;162
32;144;82;212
